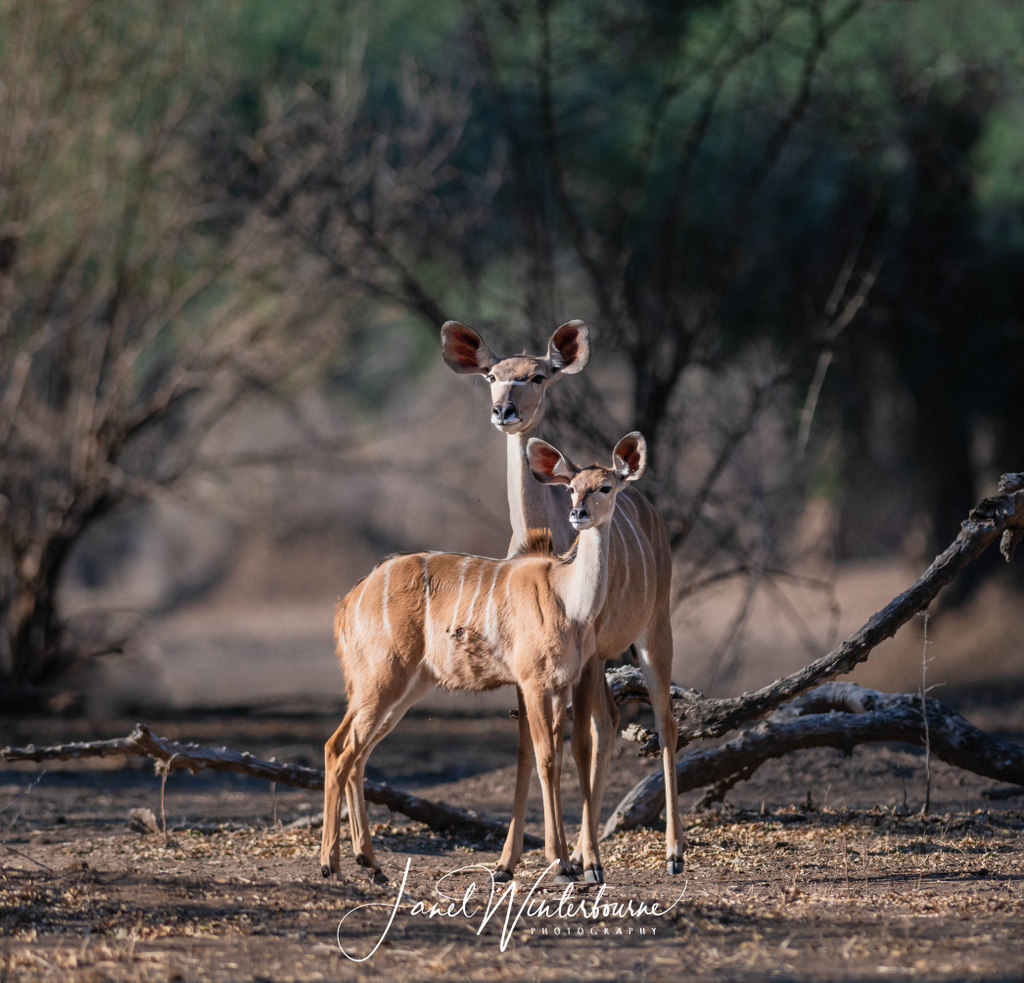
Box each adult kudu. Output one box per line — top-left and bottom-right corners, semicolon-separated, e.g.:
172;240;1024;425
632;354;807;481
441;320;684;882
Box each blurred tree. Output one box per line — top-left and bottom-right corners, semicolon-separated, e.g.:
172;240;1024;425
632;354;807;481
212;0;885;682
0;1;341;694
227;0;1024;666
6;0;1024;695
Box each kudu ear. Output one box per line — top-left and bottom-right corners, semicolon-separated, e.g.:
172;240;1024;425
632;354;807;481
527;438;576;485
612;431;647;482
546;320;590;375
441;321;498;375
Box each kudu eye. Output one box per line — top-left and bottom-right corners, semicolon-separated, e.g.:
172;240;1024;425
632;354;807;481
600;485;612;494
531;374;545;384
485;373;496;384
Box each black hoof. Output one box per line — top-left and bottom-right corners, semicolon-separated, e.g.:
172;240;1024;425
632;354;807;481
321;864;333;879
493;867;515;883
553;867;578;885
584;864;604;885
666;855;684;876
370;867;389;886
355;853;372;868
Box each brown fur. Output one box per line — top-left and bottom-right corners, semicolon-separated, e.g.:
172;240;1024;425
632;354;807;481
320;438;643;883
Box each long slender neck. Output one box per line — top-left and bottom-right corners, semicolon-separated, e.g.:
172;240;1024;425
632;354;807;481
506;431;573;554
555;522;612;627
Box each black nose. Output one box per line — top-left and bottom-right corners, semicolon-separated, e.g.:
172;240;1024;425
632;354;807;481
570;507;588;523
491;403;519;424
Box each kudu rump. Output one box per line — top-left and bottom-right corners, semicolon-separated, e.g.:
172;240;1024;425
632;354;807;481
442;320;684;882
320;433;649;885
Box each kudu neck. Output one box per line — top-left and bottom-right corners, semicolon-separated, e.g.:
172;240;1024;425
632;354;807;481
557;518;613;627
506;429;575;555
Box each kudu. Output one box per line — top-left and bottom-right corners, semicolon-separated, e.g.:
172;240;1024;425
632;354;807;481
320;433;649;885
441;320;684;882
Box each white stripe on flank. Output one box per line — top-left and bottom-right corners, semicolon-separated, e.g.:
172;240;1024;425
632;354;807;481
353;577;371;637
381;564;392;637
617;509;649;600
613;520;630;592
504;573;514;643
422;556;432;625
449;556;471;634
484;565;501;644
464;562;487;632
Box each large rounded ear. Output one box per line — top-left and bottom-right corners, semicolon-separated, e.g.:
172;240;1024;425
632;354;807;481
546;320;590;375
611;431;647;482
527;438;576;485
441;321;498;375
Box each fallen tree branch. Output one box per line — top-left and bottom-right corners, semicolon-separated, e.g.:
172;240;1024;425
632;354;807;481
608;472;1024;750
0;723;540;848
603;682;1024;836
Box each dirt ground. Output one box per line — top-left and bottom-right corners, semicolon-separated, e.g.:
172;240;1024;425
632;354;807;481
3;699;1024;983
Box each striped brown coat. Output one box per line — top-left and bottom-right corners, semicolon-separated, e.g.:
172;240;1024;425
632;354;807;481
320;432;648;884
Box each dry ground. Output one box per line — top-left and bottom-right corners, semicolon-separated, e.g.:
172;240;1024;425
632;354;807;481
3;704;1024;983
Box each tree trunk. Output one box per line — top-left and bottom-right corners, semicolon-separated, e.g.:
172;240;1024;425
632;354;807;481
6;522;86;689
10;578;63;688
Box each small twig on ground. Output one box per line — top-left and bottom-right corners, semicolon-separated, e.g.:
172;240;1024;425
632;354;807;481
160;752;179;837
1;842;55;872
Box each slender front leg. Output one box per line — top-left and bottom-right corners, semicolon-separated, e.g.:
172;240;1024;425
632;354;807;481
569;658;602;883
521;685;575;883
496;686;534;881
582;670;619;876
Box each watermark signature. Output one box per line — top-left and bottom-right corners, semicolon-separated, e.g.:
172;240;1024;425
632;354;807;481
336;860;686;961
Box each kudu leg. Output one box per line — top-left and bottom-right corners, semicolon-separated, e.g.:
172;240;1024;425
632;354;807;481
321;714;360;878
323;673;432;883
495;686;534;882
569;658;614;884
521;685;575;883
636;614;684;874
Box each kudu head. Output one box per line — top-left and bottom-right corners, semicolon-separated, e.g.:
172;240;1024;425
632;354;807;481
441;320;590;435
527;432;647;532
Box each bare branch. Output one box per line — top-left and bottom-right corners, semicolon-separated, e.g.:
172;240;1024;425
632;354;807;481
0;723;540;848
612;473;1024;751
602;681;1024;836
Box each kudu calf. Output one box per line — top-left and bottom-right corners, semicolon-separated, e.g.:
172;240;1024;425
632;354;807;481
320;433;649;884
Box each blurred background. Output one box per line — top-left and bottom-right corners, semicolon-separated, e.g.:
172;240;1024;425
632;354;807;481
2;0;1022;717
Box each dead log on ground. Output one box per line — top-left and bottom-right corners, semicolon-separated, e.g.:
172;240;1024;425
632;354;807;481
601;473;1024;836
0;723;540;847
609;472;1024;752
603;682;1024;835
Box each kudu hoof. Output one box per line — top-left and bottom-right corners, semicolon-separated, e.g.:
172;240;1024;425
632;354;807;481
584;864;605;885
666;855;685;876
553;865;578;885
321;864;333;879
354;853;388;884
493;867;515;883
